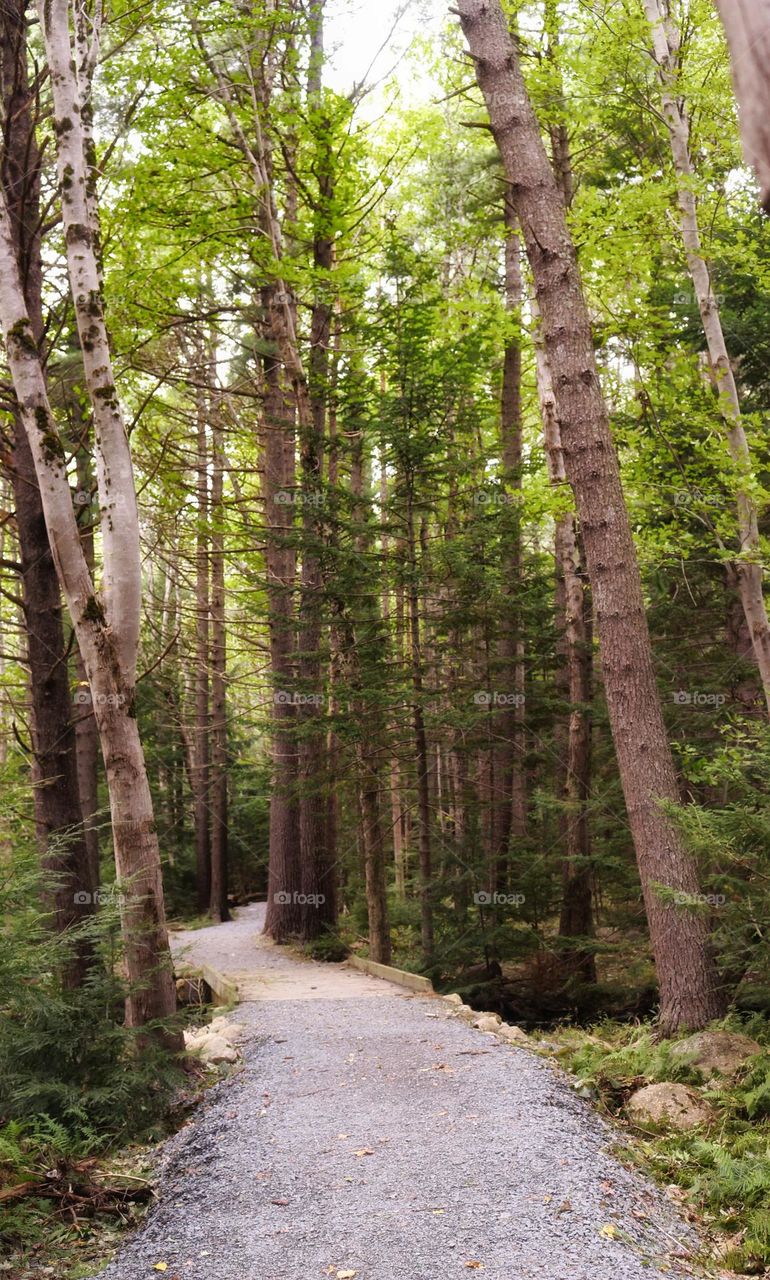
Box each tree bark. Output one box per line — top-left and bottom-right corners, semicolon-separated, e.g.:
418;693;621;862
406;486;433;965
491;193;526;888
297;0;336;937
713;0;770;213
1;0;93;985
74;436;100;891
0;0;180;1041
644;0;770;717
209;391;229;922
534;303;596;984
262;300;302;941
193;371;211;912
457;0;724;1032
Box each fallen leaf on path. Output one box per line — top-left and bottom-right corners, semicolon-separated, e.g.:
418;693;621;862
556;1200;572;1214
271;1198;290;1205
337;1271;357;1278
153;1266;168;1273
464;1262;484;1270
353;1148;374;1157
600;1224;618;1240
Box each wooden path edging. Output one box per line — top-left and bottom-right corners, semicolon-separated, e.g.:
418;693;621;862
176;961;239;1007
347;954;434;993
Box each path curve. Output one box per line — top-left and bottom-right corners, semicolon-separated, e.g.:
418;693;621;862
100;905;698;1280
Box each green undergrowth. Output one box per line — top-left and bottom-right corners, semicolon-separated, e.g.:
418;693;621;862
544;1015;770;1275
0;855;200;1277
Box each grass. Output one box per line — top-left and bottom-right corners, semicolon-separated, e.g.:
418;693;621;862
541;1014;770;1275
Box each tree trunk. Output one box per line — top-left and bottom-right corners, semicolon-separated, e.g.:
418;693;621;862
262;304;302;940
346;403;391;962
193;374;211;912
209;394;229;922
457;0;724;1032
406;488;433;965
540;315;595;984
297;0;336;937
2;0;93;985
713;0;770;213
491;192;526;888
74;440;100;891
643;0;770;717
358;749;392;964
0;1;180;1042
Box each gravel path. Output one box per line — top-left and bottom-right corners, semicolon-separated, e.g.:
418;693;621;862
99;906;699;1280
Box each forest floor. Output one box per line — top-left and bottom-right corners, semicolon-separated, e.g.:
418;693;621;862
97;904;704;1280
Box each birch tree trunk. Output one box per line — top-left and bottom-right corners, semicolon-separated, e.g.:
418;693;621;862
1;0;94;985
74;437;100;891
643;0;770;717
0;0;180;1040
713;0;770;213
457;0;724;1033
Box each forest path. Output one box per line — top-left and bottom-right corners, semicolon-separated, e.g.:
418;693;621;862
169;902;393;1001
100;907;698;1280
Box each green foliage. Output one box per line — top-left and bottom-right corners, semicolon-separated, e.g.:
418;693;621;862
555;1019;770;1271
0;854;183;1254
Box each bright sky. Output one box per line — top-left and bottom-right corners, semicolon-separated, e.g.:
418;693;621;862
325;0;448;103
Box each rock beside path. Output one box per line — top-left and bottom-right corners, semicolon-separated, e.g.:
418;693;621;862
184;1015;245;1065
669;1030;761;1080
626;1082;714;1130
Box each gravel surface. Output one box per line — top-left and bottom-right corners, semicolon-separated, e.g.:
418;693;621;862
99;908;699;1280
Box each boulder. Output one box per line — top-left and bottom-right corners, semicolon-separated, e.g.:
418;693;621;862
442;993;463;1006
184;1016;244;1065
473;1013;502;1033
443;1002;476;1021
197;1035;239;1065
626;1082;714;1130
670;1030;761;1080
498;1023;528;1044
210;1016;246;1042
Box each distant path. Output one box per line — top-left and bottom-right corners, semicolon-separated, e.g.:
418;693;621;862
100;905;698;1280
